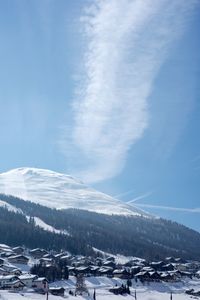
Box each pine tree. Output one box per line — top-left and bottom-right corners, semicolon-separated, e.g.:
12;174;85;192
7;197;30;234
65;266;69;280
127;279;132;287
75;274;89;296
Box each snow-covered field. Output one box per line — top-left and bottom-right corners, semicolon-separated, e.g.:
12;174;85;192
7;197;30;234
1;276;200;300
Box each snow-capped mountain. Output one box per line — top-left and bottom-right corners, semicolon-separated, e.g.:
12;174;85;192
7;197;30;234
0;167;148;216
1;170;200;260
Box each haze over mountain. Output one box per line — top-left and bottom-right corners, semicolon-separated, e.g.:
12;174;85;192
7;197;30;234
0;167;148;217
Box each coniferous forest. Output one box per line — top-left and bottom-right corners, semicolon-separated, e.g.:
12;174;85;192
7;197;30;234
1;193;200;260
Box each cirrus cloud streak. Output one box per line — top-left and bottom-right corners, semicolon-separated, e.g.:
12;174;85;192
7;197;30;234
67;0;198;183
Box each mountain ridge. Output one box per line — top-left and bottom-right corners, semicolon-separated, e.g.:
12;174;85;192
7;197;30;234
1;167;200;261
0;167;150;217
1;193;200;260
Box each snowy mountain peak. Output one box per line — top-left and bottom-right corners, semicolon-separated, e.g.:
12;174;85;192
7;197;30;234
0;167;150;217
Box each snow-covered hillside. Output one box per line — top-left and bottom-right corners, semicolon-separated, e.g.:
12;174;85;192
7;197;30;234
0;168;148;216
0;199;22;214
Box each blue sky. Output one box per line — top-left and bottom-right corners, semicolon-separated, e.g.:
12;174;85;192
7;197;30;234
0;0;200;231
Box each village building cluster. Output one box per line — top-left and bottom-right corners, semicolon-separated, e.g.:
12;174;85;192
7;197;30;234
1;243;200;297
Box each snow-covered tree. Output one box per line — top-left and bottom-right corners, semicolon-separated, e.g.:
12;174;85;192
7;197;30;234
75;274;89;296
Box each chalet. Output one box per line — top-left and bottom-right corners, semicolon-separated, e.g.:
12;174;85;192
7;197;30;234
0;275;17;287
113;268;131;279
149;271;161;281
12;246;24;255
131;266;141;276
60;255;71;264
196;270;200;278
109;285;129;295
187;261;200;272
49;287;65;296
0;251;14;258
165;257;176;263
106;256;115;262
176;263;188;272
99;267;113;277
2;264;21;274
160;272;175;282
90;266;99;276
19;274;38;287
170;270;182;280
103;260;116;268
68;266;76;276
0;275;24;290
54;253;65;262
32;277;48;293
8;255;29;265
4;279;25;290
30;248;48;259
0;244;11;253
8;268;22;276
39;258;53;267
75;266;90;275
150;261;165;271
95;257;103;266
0;267;8;276
0;258;4;265
161;264;174;271
130;266;141;278
43;253;55;260
175;258;187;264
179;271;193;278
185;289;200;297
77;259;92;268
135;271;151;281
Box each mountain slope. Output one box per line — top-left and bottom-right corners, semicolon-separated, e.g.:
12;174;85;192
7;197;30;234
1;194;200;260
0;167;148;216
1;168;200;261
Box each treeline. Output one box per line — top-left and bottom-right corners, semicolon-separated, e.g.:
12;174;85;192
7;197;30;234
30;263;69;282
1;193;200;260
0;207;93;255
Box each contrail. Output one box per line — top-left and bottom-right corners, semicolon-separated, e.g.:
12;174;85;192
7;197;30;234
113;189;135;199
134;203;200;213
127;191;153;204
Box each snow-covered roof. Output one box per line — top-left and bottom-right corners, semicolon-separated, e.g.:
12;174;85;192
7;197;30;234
19;274;37;280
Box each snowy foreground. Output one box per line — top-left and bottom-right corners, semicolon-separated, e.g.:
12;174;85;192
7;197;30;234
1;276;200;300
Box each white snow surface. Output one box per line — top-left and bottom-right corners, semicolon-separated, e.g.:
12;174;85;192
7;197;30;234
0;167;150;216
0;276;200;299
32;217;69;236
0;199;22;214
92;247;144;265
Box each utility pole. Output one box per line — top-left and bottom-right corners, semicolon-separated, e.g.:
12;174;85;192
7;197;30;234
170;291;173;300
135;289;137;300
45;280;49;300
93;288;96;300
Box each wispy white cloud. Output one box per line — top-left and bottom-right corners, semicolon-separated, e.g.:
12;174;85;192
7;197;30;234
113;189;135;199
127;191;153;204
134;203;200;213
65;0;198;183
